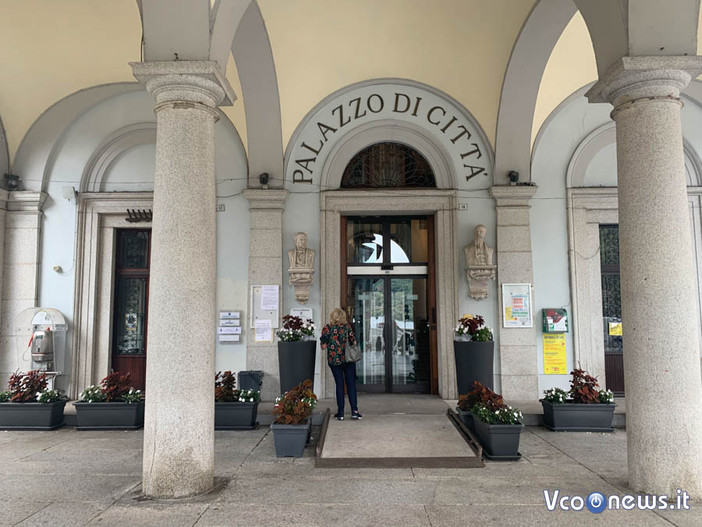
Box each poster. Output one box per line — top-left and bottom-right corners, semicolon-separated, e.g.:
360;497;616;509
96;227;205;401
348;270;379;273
254;319;272;342
261;285;279;311
543;334;567;375
609;322;622;336
502;283;533;328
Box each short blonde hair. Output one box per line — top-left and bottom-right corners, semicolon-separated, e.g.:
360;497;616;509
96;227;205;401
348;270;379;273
329;308;348;325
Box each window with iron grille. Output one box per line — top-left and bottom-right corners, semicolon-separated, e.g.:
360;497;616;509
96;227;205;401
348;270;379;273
341;142;436;188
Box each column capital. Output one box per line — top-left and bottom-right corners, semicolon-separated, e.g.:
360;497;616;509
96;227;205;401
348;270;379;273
130;60;236;107
243;189;290;210
586;56;702;106
6;190;48;212
490;184;538;206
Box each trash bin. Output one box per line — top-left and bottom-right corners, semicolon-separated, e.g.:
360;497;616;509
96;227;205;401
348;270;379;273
239;370;264;391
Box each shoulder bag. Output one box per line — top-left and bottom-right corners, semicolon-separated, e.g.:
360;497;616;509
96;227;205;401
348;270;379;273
344;334;362;363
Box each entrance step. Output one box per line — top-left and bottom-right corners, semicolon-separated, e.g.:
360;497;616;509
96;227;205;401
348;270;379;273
315;409;483;468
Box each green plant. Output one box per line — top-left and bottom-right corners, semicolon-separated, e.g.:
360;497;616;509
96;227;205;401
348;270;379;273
472;402;523;425
0;391;10;402
121;388;142;404
238;389;260;403
276;315;316;342
80;385;107;403
598;388;614;404
457;381;504;410
569;368;600;404
8;370;48;402
36;389;62;403
273;379;317;425
455;314;493;342
542;387;568;404
215;371;239;402
100;372;133;401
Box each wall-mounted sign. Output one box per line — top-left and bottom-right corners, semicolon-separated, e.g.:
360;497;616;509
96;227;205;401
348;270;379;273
543;334;567;375
285;80;493;189
502;283;532;328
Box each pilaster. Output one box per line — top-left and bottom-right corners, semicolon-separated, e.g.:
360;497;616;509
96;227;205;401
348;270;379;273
243;189;289;401
490;185;538;400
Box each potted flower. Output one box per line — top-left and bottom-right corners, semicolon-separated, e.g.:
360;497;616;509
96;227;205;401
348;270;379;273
454;314;494;394
270;379;317;457
541;368;616;432
277;315;317;394
455;380;501;431
215;370;261;430
74;372;144;430
466;382;523;459
0;370;66;430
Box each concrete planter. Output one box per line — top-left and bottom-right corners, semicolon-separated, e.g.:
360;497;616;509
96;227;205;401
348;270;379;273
278;340;316;394
0;400;66;430
471;412;523;458
541;400;616;432
74;401;144;430
215;401;259;430
271;420;311;457
454;340;494;395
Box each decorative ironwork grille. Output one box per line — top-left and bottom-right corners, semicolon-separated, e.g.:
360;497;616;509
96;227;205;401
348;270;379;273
341;142;436;188
599;225;622;353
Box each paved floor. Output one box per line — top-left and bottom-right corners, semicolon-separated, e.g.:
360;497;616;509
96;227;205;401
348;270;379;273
1;396;700;526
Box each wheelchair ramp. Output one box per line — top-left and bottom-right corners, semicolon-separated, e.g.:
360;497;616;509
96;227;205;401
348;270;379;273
316;409;483;468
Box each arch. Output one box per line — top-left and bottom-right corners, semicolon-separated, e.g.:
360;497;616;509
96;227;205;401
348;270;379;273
80;123;156;192
0;115;8;177
494;0;577;184
323;121;454;191
12;83;142;192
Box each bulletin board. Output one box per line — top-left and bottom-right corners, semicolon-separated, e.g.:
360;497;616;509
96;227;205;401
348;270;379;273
249;285;279;329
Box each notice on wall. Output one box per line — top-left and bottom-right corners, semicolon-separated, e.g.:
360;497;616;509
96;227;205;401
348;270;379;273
543;334;567;375
502;283;533;328
609;322;622;336
260;286;279;311
255;319;272;342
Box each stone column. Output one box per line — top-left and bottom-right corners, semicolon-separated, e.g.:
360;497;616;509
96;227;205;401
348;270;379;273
131;61;235;499
242;189;288;401
587;56;702;498
490;185;538;400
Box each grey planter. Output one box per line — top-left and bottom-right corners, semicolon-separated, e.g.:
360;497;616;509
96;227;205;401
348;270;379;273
0;400;66;430
541;400;616;432
74;401;144;430
278;340;316;394
454;340;494;395
470;412;524;458
455;407;474;431
271;420;311;457
215;401;259;430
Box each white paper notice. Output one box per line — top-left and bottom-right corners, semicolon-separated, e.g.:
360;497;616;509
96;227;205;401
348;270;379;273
260;285;279;311
255;319;272;342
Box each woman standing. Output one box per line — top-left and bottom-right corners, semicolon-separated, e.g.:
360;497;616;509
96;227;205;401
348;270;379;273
320;308;362;421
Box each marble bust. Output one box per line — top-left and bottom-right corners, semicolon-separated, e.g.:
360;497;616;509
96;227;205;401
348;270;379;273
464;224;496;300
288;232;315;304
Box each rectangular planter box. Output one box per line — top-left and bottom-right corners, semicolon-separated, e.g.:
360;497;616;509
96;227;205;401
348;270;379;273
541;400;616;432
455;407;473;431
74;401;144;430
470;412;523;457
215;401;259;430
0;401;66;430
271;420;311;458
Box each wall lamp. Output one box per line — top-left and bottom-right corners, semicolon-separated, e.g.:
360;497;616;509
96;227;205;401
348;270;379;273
508;171;519;185
259;172;270;189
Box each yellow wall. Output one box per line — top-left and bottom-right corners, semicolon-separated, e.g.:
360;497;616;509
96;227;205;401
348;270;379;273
531;12;597;146
259;0;536;150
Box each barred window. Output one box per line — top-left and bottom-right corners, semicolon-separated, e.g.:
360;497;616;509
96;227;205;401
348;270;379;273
341;142;436;188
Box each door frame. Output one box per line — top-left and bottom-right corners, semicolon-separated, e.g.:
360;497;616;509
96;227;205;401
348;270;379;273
320;189;459;399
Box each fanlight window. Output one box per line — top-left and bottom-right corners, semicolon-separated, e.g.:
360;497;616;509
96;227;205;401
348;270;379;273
341;142;436;188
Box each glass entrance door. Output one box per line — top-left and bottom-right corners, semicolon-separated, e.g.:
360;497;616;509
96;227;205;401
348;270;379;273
345;217;433;393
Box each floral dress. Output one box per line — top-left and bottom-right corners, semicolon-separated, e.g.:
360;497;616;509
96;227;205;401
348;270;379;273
320;324;356;366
